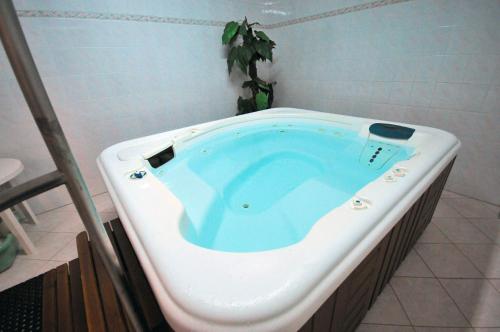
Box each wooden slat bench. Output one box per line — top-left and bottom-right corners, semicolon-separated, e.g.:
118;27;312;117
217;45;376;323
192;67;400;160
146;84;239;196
0;218;168;332
36;220;170;332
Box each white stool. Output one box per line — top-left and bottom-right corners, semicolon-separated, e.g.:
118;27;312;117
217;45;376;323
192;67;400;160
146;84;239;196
0;158;38;254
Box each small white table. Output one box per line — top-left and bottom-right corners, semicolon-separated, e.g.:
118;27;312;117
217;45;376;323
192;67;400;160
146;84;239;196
0;158;38;254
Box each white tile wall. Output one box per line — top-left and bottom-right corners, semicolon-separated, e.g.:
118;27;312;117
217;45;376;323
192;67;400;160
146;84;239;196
270;0;500;205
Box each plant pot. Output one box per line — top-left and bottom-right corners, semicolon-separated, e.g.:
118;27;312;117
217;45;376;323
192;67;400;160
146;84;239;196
0;234;18;272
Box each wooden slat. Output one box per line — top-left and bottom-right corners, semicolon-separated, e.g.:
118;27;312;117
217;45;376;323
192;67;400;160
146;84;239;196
403;190;431;256
104;223;123;267
367;233;391;310
42;269;57;332
69;259;88;332
312;292;336;331
330;276;351;332
76;232;107;332
104;222;136;332
110;219;165;331
56;264;73;332
386;208;414;278
393;199;422;268
375;224;401;299
90;242;129;332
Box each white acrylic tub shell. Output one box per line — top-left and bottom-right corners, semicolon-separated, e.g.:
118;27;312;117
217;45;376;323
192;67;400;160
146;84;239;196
97;108;460;331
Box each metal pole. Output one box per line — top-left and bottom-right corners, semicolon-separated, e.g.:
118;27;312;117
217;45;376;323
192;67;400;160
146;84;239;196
0;1;145;331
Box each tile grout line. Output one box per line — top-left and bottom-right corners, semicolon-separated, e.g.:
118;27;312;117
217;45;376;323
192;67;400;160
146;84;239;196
386;282;415;328
418;216;489;277
441;196;499;218
432;216;495;245
435;198;500;279
412;248;474;328
34;189;109;217
443;190;500;209
434;197;497;244
485;279;500;295
452;240;498;280
359;322;416;330
462;217;498;245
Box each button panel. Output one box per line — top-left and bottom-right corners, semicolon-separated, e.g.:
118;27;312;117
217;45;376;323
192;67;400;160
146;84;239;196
360;140;400;169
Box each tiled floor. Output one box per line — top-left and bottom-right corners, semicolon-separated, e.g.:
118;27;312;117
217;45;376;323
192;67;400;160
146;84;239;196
0;192;117;292
359;192;500;331
0;190;498;331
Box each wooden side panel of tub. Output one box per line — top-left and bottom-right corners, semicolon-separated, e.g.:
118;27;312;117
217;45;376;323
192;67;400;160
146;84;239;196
298;159;455;332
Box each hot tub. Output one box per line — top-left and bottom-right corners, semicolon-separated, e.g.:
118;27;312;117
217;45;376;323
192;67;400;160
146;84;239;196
97;108;460;331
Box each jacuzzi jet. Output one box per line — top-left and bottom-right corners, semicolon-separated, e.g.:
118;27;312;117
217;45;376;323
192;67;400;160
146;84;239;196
279;130;285;133
242;203;250;209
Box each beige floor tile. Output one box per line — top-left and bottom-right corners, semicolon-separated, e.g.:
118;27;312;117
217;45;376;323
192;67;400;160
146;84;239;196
489;279;500;292
434;200;463;219
474;328;500;332
468;219;500;244
356;324;414;332
391;277;469;327
93;192;117;215
456;244;500;278
25;207;79;232
52;240;78;262
441;279;500;327
415;243;482;278
363;285;410;325
50;214;85;233
395;249;434;278
21;232;77;260
414;328;474;331
434;218;492;244
26;231;47;243
445;198;499;219
418;223;451;244
0;258;46;292
434;199;461;218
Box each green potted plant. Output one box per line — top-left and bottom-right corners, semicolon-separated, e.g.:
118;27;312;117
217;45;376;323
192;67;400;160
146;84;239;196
222;18;276;115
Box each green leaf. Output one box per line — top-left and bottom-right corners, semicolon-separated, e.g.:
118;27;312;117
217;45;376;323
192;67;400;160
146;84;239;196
255;91;268;111
254;40;272;61
227;47;238;74
235;46;253;74
240;45;254;63
255;31;270;42
222;21;239;44
239;18;248;36
238;24;247;36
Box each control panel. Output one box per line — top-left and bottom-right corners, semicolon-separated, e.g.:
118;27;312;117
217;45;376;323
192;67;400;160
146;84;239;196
360;140;401;169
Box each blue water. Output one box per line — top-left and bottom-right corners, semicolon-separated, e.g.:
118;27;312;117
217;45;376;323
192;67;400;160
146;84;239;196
150;120;413;252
